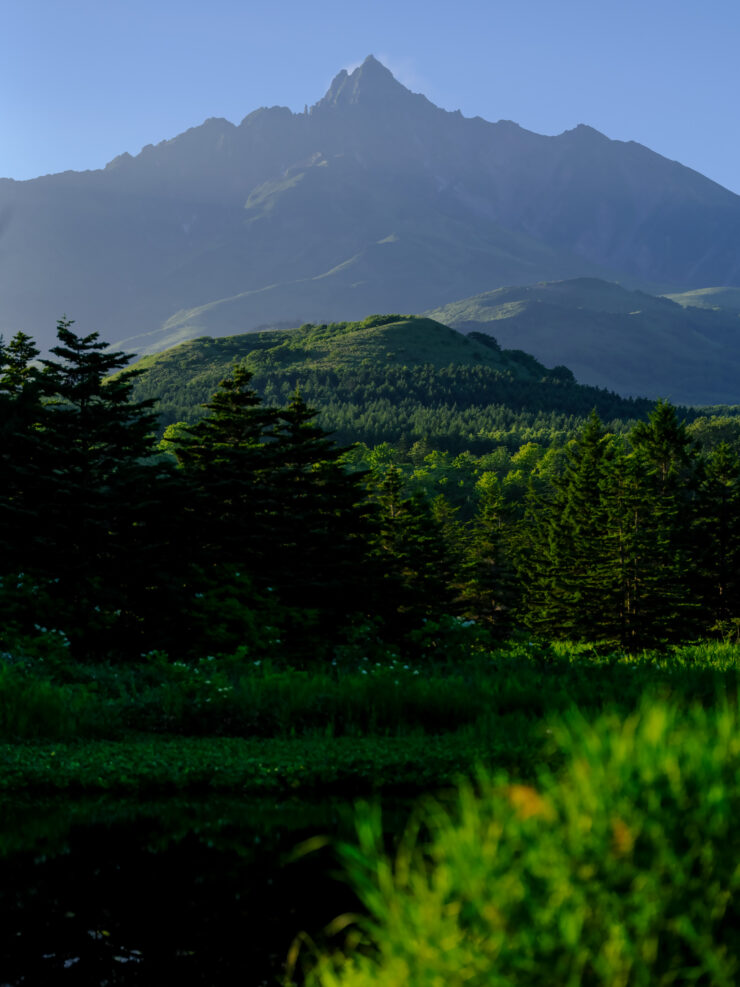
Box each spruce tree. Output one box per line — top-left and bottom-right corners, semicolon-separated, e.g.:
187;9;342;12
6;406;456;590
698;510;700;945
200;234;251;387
173;375;376;659
172;363;281;572
518;411;621;642
267;392;373;619
0;332;49;575
622;400;700;645
369;466;456;635
458;474;517;635
34;319;166;655
693;442;740;634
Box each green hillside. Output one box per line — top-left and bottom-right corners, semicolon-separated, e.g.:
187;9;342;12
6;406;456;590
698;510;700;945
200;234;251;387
426;278;740;406
129;313;654;453
132;315;547;380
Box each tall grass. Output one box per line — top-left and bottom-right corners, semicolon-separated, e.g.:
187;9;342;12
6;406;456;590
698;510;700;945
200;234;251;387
3;640;740;742
0;664;105;740
303;696;740;986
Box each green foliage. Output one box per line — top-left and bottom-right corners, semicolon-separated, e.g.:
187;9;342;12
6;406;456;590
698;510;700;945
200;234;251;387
517;405;706;647
368;467;457;634
127;316;654;455
0;734;497;796
305;697;740;986
7;317;740;669
693;442;740;631
0;663;103;740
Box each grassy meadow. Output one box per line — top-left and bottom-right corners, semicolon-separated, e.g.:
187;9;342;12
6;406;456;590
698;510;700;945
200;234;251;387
4;636;739;983
2;637;738;794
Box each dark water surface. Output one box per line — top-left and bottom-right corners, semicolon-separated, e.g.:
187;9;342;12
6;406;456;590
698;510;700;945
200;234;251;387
0;794;411;986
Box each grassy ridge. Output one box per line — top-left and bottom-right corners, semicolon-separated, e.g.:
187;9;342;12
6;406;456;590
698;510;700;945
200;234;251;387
126;313;654;447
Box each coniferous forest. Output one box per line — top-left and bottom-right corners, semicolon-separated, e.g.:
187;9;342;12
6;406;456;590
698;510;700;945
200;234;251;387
4;319;740;661
3;319;740;984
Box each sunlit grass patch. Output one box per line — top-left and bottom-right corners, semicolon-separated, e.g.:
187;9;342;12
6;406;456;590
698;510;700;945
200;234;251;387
304;696;740;986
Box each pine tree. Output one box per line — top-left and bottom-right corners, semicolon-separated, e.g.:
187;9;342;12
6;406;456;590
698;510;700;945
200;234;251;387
0;332;49;575
518;411;621;642
33;319;166;654
693;442;740;634
369;466;456;635
173;375;377;659
621;400;700;645
458;474;517;635
267;392;373;618
172;363;281;572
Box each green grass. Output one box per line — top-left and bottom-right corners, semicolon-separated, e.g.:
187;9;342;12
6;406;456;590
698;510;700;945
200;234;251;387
302;696;740;986
0;733;532;795
2;639;740;795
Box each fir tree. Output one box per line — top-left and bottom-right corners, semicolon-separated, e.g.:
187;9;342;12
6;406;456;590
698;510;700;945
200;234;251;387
693;442;740;633
458;473;517;634
0;333;45;554
33;319;165;655
518;411;620;642
622;400;700;645
369;466;456;635
268;392;373;618
172;363;281;572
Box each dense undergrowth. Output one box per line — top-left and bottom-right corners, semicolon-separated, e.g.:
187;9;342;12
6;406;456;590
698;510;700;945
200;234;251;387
2;638;739;795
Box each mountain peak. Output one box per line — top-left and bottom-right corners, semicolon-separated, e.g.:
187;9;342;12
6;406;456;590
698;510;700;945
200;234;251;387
316;55;414;110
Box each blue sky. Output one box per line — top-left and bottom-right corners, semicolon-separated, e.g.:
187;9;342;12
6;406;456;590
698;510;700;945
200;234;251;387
3;0;739;192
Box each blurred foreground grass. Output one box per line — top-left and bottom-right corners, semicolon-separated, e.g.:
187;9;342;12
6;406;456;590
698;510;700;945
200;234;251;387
302;697;740;986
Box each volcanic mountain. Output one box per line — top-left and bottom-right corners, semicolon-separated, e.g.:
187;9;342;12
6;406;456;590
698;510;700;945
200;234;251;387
2;55;740;356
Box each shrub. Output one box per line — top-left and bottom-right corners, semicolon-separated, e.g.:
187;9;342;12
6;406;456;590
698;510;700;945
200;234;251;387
0;663;104;740
305;697;740;986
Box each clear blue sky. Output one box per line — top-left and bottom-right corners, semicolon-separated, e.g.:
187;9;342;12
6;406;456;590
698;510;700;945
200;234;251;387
3;0;739;192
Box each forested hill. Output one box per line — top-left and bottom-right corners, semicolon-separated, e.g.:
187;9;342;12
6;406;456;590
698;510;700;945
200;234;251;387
129;314;656;453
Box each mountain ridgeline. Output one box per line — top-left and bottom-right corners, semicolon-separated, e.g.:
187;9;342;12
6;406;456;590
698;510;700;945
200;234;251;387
129;314;655;452
426;277;740;406
3;55;740;361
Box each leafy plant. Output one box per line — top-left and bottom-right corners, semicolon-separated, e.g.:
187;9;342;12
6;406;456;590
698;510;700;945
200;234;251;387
304;697;740;986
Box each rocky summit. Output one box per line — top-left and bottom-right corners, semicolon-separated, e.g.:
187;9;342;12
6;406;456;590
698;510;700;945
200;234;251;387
2;55;740;356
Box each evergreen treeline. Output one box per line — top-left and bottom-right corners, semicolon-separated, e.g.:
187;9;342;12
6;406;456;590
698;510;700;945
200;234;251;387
3;321;740;663
127;314;660;455
141;362;656;454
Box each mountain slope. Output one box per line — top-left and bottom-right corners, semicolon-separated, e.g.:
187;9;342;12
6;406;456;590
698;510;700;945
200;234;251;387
426;278;740;405
3;56;740;355
128;314;655;453
664;287;740;315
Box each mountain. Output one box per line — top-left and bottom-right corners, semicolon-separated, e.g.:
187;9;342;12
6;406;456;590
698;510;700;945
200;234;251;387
663;286;740;315
3;56;740;356
425;277;740;405
128;314;655;453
